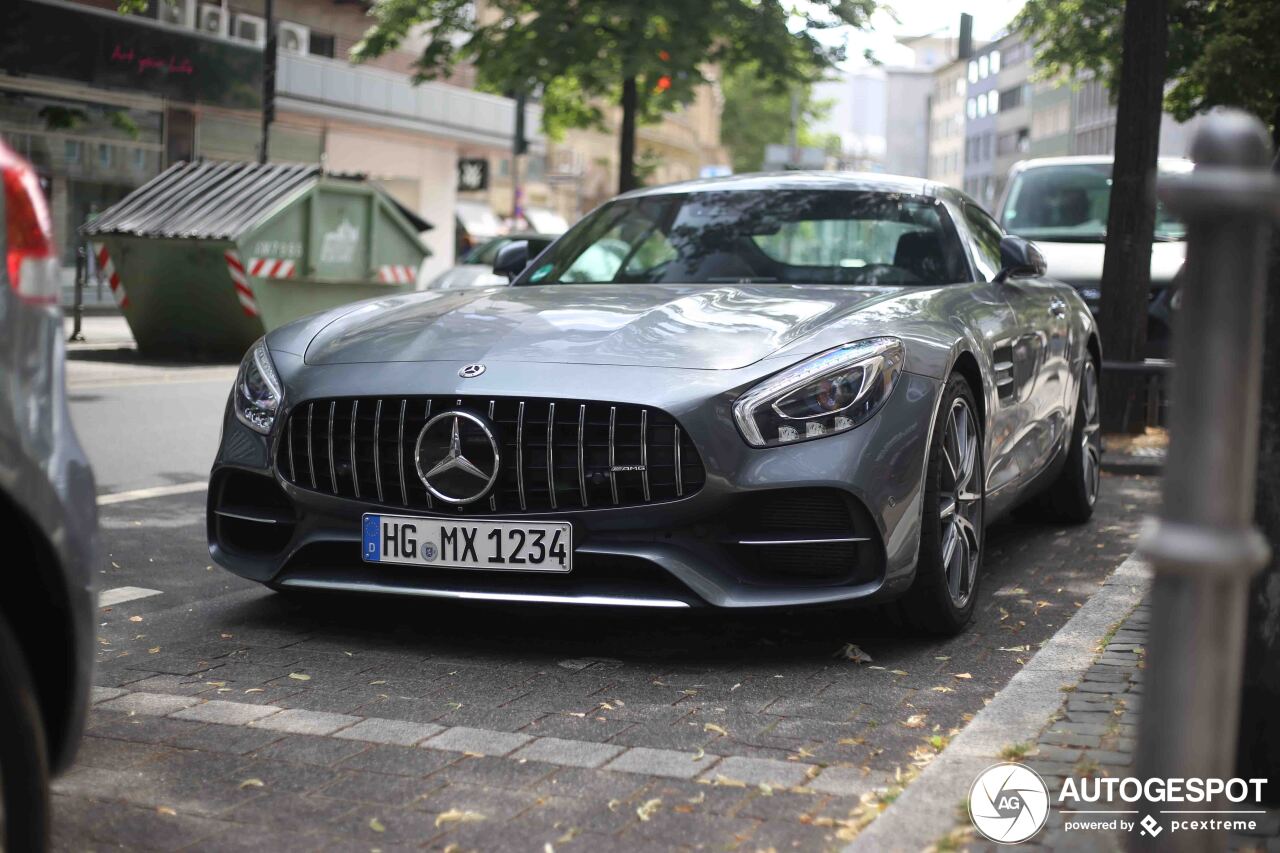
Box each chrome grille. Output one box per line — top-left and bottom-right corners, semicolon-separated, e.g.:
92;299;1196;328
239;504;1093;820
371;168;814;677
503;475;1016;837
277;396;706;514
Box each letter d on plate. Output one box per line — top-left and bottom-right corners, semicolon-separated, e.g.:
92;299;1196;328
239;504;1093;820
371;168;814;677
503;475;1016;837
363;514;381;561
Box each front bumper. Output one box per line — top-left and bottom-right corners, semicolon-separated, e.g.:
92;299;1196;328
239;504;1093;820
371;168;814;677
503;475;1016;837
209;365;941;609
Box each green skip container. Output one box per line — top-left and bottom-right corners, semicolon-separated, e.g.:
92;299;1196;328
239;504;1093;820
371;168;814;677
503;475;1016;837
83;160;431;360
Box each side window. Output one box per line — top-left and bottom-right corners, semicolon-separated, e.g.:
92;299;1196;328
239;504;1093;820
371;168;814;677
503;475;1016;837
963;203;1004;281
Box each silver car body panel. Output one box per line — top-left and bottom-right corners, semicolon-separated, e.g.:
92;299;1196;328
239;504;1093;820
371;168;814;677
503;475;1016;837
213;172;1097;610
0;245;98;773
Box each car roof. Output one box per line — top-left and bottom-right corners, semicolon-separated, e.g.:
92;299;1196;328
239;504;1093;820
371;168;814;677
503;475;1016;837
1008;155;1193;172
616;170;956;201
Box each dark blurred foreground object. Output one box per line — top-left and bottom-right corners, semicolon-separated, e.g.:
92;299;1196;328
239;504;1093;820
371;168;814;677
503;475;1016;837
0;140;99;851
1135;112;1276;851
1236;150;1280;800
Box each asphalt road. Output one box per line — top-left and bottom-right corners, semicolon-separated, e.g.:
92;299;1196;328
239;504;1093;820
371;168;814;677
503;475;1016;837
56;355;1160;851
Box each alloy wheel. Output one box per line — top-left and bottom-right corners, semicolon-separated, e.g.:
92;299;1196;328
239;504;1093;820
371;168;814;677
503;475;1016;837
1080;360;1102;506
938;397;982;609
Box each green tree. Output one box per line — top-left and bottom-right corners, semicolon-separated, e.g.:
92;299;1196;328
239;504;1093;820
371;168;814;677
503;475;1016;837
1016;0;1280;143
353;0;876;193
720;65;832;173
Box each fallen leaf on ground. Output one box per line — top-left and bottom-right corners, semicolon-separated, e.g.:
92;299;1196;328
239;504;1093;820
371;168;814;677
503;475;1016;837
369;817;385;833
838;737;865;746
244;688;264;694
435;809;485;828
931;686;955;694
704;723;729;737
998;645;1030;653
156;806;176;816
890;669;908;676
953;672;973;680
238;778;264;789
902;714;926;729
692;747;706;762
129;616;143;623
636;799;662;821
369;680;386;685
148;647;160;654
288;673;311;681
836;643;873;664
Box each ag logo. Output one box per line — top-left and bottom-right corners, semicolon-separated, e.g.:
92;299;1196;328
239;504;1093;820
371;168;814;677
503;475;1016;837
968;762;1050;844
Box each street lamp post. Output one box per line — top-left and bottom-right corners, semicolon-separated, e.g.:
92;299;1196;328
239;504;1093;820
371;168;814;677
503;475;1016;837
1134;111;1279;852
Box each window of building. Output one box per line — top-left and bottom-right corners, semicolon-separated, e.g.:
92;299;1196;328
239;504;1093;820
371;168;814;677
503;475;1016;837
132;148;147;170
990;50;1001;74
64;139;81;164
977;96;987;118
988;90;1000;114
97;143;113;168
967;98;977;120
978;55;989;78
968;60;978;83
308;32;336;58
999;85;1023;111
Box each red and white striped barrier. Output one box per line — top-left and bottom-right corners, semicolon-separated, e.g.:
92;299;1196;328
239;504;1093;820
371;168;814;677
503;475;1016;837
92;243;130;309
223;251;260;317
247;257;297;279
377;264;417;284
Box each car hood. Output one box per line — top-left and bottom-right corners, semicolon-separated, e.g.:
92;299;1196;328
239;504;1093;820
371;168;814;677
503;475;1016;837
304;284;905;370
1035;240;1185;286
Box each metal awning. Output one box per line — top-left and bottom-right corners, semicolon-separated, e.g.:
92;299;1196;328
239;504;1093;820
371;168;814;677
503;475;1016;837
84;159;432;239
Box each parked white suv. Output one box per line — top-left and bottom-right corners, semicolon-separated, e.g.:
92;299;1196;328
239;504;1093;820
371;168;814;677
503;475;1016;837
996;156;1190;359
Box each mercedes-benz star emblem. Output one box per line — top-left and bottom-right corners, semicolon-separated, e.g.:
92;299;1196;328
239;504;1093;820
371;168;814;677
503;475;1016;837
459;363;486;378
414;410;501;504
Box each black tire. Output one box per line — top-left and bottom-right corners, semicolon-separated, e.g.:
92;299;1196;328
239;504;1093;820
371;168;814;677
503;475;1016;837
1029;356;1101;524
0;612;51;853
898;374;986;636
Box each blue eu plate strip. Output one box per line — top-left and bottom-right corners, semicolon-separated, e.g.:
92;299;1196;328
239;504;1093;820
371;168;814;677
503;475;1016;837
362;514;380;562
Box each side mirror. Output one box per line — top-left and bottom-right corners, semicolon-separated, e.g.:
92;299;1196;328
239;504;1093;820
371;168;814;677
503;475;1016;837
994;235;1047;282
493;240;530;282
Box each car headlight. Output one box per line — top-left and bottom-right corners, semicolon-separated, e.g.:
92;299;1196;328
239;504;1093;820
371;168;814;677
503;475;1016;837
733;338;904;447
234;337;283;434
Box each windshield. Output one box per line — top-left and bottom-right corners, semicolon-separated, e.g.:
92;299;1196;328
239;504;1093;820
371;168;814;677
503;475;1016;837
516;189;971;287
1000;163;1185;243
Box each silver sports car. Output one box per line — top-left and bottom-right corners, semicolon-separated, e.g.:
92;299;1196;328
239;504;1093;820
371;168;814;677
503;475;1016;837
208;173;1100;635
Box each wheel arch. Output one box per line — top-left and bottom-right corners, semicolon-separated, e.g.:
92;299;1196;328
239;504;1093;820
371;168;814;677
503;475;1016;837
0;487;83;774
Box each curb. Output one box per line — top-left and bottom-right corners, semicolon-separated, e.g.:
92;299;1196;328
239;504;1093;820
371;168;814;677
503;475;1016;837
845;553;1152;853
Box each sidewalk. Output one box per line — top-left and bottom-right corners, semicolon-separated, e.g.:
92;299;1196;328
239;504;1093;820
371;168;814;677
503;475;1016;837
852;567;1280;852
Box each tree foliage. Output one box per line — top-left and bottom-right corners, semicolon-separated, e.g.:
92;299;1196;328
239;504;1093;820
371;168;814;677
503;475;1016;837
719;65;832;173
354;0;876;187
1014;0;1280;140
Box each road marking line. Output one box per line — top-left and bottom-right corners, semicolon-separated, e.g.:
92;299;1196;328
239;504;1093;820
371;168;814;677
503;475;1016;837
98;481;207;506
98;587;163;608
88;687;847;784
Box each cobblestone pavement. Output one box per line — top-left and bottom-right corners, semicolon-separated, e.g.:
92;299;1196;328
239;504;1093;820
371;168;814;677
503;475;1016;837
56;474;1157;851
937;600;1280;853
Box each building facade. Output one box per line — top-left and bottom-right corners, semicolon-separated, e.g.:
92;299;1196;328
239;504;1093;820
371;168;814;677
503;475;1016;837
962;43;1001;206
927;59;967;189
2;0;727;291
991;36;1031;201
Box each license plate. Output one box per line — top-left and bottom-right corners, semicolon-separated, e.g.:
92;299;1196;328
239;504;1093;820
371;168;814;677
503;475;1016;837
361;513;572;573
